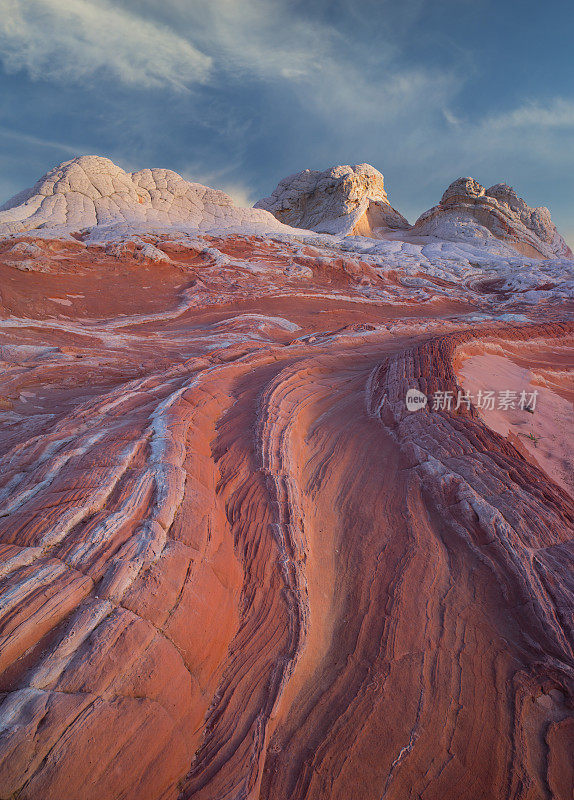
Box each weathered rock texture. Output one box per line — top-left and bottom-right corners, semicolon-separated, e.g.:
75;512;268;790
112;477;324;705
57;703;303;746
0;156;290;238
255;163;410;236
412;177;573;258
257;166;572;259
3;158;571;263
0;160;572;800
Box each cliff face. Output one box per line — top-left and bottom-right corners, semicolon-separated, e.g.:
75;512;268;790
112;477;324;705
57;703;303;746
0;159;572;800
412;176;573;258
255;163;411;236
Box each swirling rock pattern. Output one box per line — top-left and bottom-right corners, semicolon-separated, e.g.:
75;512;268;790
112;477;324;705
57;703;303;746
0;209;572;799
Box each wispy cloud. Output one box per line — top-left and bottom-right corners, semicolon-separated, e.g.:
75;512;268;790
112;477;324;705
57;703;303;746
168;0;459;139
0;0;212;90
0;126;85;156
0;0;457;122
438;96;574;173
485;98;574;130
130;0;340;82
181;159;257;208
444;97;574;131
217;184;255;208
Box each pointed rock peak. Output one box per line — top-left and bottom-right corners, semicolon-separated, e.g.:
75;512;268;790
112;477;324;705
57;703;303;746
440;177;486;203
255;163;410;237
486;183;528;212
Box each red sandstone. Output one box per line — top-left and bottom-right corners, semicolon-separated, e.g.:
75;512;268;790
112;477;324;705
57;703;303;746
0;232;572;800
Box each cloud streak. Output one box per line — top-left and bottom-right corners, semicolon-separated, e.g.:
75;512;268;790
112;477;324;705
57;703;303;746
437;96;574;173
0;0;571;247
0;0;212;90
486;98;574;130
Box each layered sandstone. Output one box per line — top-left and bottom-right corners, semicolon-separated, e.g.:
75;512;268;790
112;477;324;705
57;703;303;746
412;176;573;258
0;159;572;800
254;163;410;236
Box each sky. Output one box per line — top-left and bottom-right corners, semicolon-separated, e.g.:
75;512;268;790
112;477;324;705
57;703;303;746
0;0;573;246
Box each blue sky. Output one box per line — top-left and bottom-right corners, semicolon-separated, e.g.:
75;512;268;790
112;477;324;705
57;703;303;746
1;0;573;246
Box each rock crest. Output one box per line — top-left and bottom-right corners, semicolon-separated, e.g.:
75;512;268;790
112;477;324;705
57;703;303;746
255;163;410;236
412;176;572;258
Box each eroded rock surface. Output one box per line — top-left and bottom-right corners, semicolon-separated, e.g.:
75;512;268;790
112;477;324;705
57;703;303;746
0;162;572;800
412;176;573;258
0;156;291;238
255;163;410;236
258;165;572;260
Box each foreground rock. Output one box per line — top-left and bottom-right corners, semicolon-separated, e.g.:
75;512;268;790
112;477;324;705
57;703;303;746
0;160;572;800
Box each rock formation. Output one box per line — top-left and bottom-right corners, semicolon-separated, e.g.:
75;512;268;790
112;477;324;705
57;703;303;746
412;176;573;258
257;165;572;260
0;156;290;238
255;163;410;236
0;158;572;800
3;158;571;261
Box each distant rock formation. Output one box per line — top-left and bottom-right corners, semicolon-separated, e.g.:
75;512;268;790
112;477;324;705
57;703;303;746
257;165;572;259
412;177;572;259
255;163;410;236
0;156;289;238
1;158;571;260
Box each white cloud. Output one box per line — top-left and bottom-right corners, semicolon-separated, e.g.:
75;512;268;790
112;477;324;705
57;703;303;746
0;126;83;156
444;97;574;172
181;160;256;207
0;0;211;90
443;108;462;126
444;98;574;132
485;98;574;130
